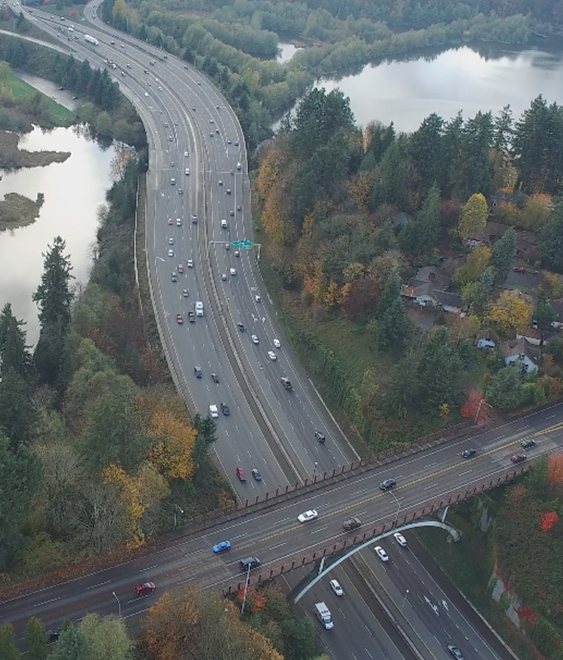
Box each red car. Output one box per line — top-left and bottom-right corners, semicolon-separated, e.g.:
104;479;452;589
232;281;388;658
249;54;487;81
511;454;527;464
178;264;184;273
135;582;156;596
176;314;183;324
513;266;525;273
236;467;246;482
167;218;173;225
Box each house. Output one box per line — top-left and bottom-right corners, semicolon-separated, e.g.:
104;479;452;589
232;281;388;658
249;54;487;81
401;282;438;307
434;291;465;315
476;338;496;350
550;298;563;330
502;337;539;373
516;327;542;346
488;192;518;215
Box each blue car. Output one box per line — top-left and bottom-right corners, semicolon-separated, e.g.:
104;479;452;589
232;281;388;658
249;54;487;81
213;540;232;554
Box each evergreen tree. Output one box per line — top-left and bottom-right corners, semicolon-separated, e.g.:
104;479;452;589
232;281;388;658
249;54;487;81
0;367;37;451
380;357;420;418
32;237;74;385
491;227;517;284
454;111;494;199
0;432;39;570
409;113;444;194
51;624;90;660
538;203;563;272
366;120;395;163
462;267;493;316
417;327;462;413
377;275;409;350
0;623;21;660
0;303;33;380
25;618;47;660
399;184;441;255
535;292;555;333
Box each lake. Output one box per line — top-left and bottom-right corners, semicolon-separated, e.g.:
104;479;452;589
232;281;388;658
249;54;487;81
317;44;563;132
0;125;117;344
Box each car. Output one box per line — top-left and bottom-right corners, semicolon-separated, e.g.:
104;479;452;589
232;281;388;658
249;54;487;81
221;274;227;281
237;205;242;211
182;289;189;297
127;63;132;69
46;628;61;641
255;295;262;303
211;373;219;383
176;218;182;226
298;509;318;523
251;468;262;481
210;133;214;137
511;454;527;464
218;179;223;185
213;540;232;554
235;141;239;146
374;546;389;562
513;266;525;273
251;335;259;344
226;188;231;194
380;478;396;491
329;579;344;596
230;267;237;276
170;161;175;167
234;250;240;257
229;210;234;216
192;106;196;111
342;517;361;531
210;119;214;124
394;532;407;547
521;439;536;449
178;264;184;273
221;219;227;229
447;646;464;660
59;86;65;91
72;96;78;100
194;365;202;378
268;351;277;361
187;259;194;268
169;136;173;142
135;582;156;596
188;311;195;323
167;218;173;225
178;189;183;195
236;467;246;481
240;557;260;572
176;314;183;324
185;168;190;175
168;237;174;245
168;249;174;257
192;215;198;224
144;92;149;97
216;128;220;134
237;322;245;331
462;448;477;459
220;402;230;416
273;338;281;348
315;430;326;443
184;151;189;157
171;272;178;282
170;178;175;185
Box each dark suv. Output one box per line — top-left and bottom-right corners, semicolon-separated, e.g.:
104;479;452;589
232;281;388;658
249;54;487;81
240;557;261;572
521;439;536;449
461;448;477;459
194;366;202;378
380;478;397;491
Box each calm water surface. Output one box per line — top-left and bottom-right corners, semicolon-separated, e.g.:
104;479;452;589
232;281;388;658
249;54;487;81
317;45;563;131
277;42;300;63
0;126;116;344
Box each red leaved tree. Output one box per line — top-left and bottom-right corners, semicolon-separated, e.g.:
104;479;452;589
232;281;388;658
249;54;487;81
461;389;489;425
540;511;559;531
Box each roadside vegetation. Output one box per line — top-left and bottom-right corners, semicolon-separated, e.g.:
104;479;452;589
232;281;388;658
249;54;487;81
96;0;561;151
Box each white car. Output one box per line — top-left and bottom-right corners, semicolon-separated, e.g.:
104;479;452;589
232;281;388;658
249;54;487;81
185;168;190;175
273;339;281;348
255;295;261;303
187;259;194;268
230;267;236;276
221;219;227;229
168;249;174;257
374;546;389;562
251;335;259;345
394;532;407;547
221;274;227;281
176;218;182;226
184;151;188;157
168;237;174;245
298;510;318;523
182;289;189;297
329;579;344;596
267;351;277;361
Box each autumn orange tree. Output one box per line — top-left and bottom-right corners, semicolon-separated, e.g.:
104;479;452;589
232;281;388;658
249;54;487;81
144;587;283;660
488;291;532;336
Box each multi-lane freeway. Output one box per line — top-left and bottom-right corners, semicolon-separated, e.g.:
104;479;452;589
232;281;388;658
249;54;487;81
2;6;559;658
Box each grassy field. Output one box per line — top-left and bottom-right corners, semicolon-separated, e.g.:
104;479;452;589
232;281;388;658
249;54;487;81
4;69;74;124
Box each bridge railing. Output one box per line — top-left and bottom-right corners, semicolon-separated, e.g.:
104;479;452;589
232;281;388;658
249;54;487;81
222;465;529;595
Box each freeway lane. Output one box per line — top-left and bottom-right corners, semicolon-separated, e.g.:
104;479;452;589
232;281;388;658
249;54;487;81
2;408;563;633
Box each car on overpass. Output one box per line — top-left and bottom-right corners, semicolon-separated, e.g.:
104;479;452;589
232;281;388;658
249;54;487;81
379;478;396;491
298;509;318;523
135;582;156;596
213;540;231;554
462;448;477;459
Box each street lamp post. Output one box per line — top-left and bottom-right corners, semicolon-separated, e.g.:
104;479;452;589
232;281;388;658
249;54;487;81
173;503;184;530
240;564;252;616
112;591;121;617
401;589;410;613
390;491;401;527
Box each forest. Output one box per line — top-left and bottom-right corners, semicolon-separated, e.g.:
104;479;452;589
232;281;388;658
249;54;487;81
255;89;563;448
90;0;557;151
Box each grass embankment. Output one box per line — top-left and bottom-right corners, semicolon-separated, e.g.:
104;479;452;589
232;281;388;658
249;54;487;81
6;69;74;124
416;498;539;660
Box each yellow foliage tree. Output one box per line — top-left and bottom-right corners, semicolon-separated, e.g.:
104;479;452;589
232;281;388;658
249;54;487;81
488;292;532;336
112;0;128;20
147;404;197;481
323;281;341;308
453;246;492;286
303;260;327;303
349;171;375;212
261;192;294;245
103;464;145;546
457;193;488;240
522;193;553;228
256;144;288;199
343;262;366;283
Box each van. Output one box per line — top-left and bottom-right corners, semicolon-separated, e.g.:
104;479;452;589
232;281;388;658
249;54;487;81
240;557;261;572
314;602;333;630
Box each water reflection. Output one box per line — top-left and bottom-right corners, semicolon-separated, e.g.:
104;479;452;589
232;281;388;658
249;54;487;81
0;125;117;344
277;42;300;63
317;46;563;132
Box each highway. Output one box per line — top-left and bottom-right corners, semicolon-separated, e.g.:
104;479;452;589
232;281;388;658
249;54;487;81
2;398;562;656
2;7;555;659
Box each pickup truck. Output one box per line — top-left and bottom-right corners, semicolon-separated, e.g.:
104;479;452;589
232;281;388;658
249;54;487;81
281;377;293;391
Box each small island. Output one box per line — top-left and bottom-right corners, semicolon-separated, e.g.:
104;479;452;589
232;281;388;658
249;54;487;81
0;191;44;231
0;130;70;170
